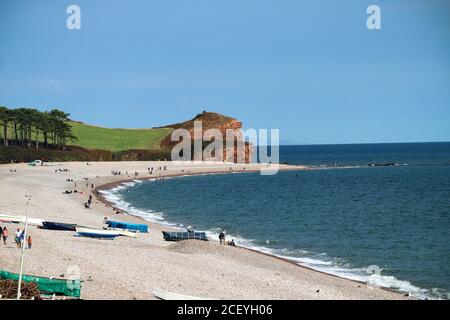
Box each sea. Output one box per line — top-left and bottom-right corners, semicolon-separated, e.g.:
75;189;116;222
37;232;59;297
100;142;450;300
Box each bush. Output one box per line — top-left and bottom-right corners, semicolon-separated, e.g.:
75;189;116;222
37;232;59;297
0;145;172;164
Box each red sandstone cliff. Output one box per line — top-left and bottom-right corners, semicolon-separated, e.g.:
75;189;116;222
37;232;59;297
161;111;253;163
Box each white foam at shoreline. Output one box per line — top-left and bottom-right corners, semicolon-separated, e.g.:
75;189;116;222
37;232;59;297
100;180;445;300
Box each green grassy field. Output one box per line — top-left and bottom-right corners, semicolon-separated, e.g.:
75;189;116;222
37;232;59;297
68;122;173;151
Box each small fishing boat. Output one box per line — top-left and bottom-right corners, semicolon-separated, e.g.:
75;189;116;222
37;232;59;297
153;288;215;300
0;213;44;227
106;220;149;233
75;226;120;239
0;269;80;298
162;231;208;242
42;221;77;231
109;228;138;238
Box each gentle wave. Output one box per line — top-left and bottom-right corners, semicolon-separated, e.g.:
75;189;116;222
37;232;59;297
202;227;435;299
100;180;445;300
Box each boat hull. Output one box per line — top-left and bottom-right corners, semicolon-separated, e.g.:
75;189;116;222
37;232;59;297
76;226;120;239
153;288;216;300
162;231;208;241
109;228;138;238
106;220;148;233
0;214;44;227
42;221;77;231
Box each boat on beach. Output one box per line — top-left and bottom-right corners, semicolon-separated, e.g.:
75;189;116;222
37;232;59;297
106;220;149;233
153;288;216;300
0;213;44;227
108;228;138;238
42;221;77;231
162;231;208;242
0;269;81;298
75;226;120;239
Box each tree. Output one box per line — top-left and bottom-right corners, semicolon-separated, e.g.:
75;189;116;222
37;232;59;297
32;109;44;149
10;108;21;145
48;109;74;149
0;106;77;150
41;111;51;147
0;106;10;147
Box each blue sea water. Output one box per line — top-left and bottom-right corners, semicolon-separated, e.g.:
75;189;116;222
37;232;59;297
102;142;450;299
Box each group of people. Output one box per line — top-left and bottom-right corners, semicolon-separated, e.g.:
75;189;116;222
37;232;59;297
111;167;168;177
148;166;167;175
113;208;124;215
219;231;236;247
0;226;32;249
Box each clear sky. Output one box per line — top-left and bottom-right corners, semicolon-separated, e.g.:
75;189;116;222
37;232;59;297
0;0;449;144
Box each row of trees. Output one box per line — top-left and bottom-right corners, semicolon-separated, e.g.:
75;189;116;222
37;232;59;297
0;106;77;150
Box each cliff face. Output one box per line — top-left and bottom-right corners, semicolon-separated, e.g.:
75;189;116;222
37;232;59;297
161;111;253;163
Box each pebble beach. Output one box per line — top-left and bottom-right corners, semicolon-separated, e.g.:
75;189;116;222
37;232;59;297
0;161;408;300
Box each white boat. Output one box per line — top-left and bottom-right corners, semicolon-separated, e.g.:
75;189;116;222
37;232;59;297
75;226;120;239
109;228;138;238
0;214;44;227
153;288;217;300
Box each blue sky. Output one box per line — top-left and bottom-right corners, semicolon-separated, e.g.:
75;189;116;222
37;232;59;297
0;0;449;144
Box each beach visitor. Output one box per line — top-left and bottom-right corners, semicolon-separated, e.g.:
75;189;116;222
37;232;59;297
27;236;32;249
219;231;226;245
2;227;8;244
19;230;25;248
15;228;21;248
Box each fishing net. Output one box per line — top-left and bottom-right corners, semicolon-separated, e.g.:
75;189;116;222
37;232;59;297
0;279;41;300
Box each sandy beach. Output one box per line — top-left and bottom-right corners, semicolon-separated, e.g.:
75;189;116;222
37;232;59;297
0;161;408;300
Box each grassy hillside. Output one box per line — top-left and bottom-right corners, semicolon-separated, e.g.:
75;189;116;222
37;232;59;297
0;111;242;163
69;121;173;152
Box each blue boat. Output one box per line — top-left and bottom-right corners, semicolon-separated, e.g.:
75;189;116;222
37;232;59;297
162;231;208;241
106;220;149;233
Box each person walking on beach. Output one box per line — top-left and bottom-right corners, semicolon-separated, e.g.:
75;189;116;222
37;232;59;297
219;231;226;245
15;228;21;248
19;230;25;248
2;227;8;245
27;236;32;249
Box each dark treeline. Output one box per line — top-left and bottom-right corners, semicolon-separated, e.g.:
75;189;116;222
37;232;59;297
0;106;76;150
